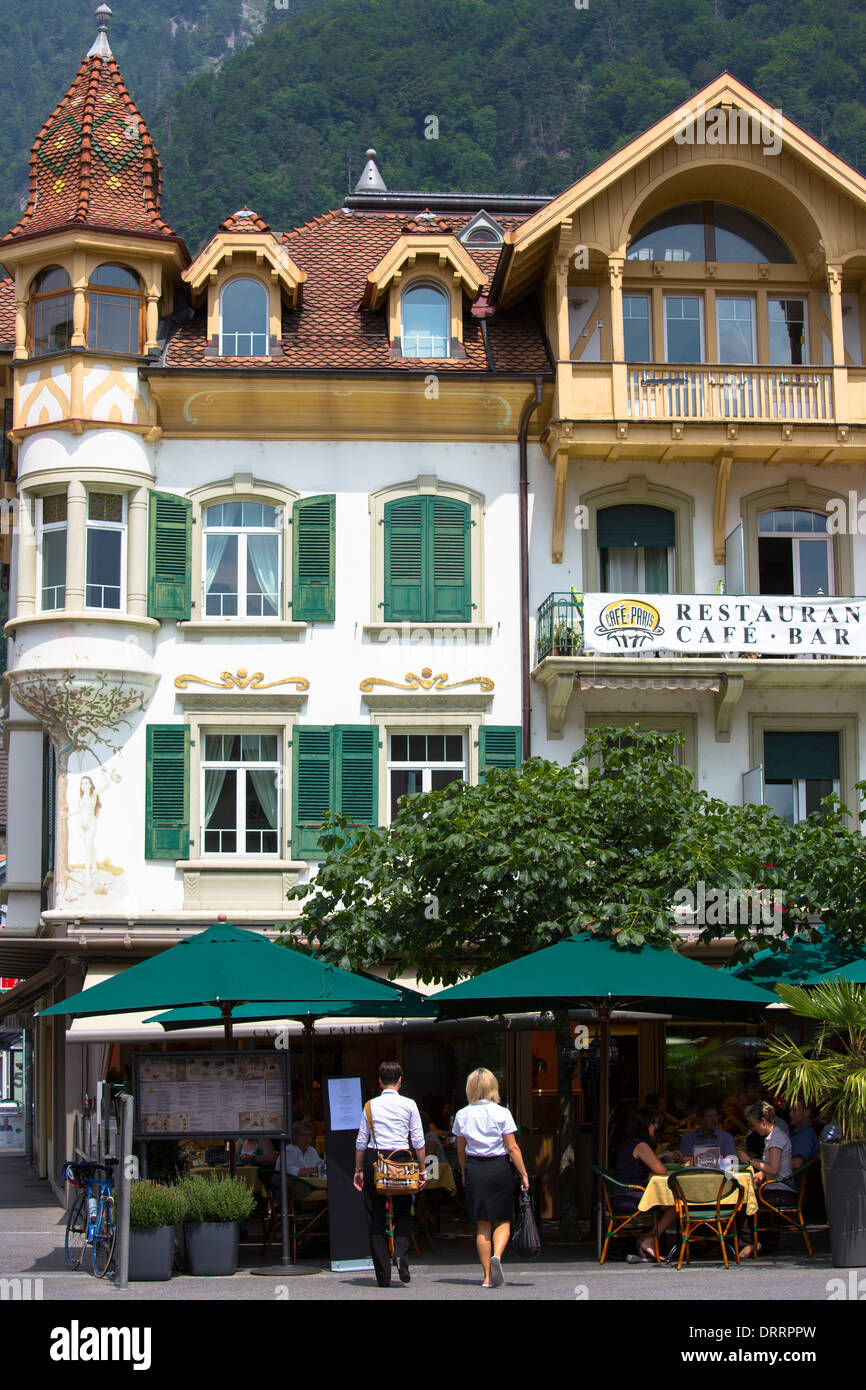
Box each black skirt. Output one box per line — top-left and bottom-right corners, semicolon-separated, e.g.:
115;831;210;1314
465;1155;515;1224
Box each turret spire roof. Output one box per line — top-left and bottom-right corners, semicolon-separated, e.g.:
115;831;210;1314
3;5;175;243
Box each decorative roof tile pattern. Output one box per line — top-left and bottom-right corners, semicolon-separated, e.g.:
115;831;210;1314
4;51;173;242
165;210;550;373
0;279;15;345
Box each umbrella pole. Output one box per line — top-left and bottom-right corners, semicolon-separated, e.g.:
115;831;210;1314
221;1005;236;1177
303;1016;315;1124
596;1003;612;1260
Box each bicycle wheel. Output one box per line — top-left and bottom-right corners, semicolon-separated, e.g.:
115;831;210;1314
64;1190;88;1269
92;1192;116;1278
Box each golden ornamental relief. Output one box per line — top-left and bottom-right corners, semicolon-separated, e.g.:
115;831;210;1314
175;668;310;692
359;668;494;693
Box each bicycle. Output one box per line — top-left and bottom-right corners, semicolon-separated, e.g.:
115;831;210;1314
61;1157;118;1277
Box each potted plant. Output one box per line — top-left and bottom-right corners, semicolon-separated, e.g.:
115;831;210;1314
128;1181;186;1282
758;978;866;1267
179;1174;255;1276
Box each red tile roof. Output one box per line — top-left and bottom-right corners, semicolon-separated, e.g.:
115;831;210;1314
164;210;550;373
3;51;174;243
218;207;271;234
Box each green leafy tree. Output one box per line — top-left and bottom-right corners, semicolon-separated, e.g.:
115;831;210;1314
285;725;866;984
758;980;866;1142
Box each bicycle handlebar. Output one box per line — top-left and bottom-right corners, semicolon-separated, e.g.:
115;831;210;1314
62;1157;117;1185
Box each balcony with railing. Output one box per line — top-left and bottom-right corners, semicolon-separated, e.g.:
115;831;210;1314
533;590;866;737
562;361;843;427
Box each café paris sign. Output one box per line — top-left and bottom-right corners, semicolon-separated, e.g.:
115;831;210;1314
583;594;866;655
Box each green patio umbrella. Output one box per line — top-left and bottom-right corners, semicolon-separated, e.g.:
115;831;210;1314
40;923;425;1034
145;992;439;1121
812;958;866;985
430;932;774;1175
726;929;863;987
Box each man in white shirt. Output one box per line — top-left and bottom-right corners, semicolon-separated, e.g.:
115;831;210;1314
274;1120;322;1177
354;1061;426;1287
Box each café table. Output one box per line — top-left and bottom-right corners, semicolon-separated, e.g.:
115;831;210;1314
638;1166;758;1217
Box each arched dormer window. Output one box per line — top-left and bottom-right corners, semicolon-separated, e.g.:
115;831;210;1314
401;283;449;358
30;267;73;356
628;202;794;263
220;278;269;357
87;264;143;354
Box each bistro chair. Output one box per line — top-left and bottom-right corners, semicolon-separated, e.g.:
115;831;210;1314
262;1181;329;1264
667;1167;743;1270
755;1156;819;1256
591;1164;659;1265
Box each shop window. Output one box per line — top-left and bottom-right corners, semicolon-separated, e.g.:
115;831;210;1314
757;509;833;596
87;264;143;354
30;267;73;355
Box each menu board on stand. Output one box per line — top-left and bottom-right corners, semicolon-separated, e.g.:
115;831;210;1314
133;1052;290;1140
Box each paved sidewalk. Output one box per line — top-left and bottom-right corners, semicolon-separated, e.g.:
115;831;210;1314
0;1152;849;1302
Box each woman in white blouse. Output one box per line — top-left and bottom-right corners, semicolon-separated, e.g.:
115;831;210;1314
453;1067;529;1287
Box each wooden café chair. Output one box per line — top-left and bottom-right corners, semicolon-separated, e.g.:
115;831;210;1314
262;1182;329;1264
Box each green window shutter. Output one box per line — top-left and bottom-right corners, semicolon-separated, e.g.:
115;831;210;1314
479;726;523;772
293;494;335;621
148;492;192;620
335;726;379;828
145;724;189;859
384;497;424;622
292;726;334;859
429;496;471;622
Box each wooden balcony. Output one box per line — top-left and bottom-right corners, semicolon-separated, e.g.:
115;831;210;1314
552;362;866;464
626;365;834;423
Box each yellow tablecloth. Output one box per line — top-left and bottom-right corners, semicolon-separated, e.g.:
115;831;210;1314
424;1164;456;1194
638;1170;757;1217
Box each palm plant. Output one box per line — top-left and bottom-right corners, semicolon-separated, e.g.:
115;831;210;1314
758;979;866;1142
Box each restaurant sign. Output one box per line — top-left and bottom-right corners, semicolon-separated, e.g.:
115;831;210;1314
582;593;866;656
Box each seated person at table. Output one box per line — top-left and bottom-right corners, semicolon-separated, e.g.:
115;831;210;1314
789;1100;819;1170
275;1121;322;1177
679;1102;737;1164
721;1095;747;1135
421;1111;446;1166
235;1135;276;1165
737;1102;794;1259
613;1105;679;1261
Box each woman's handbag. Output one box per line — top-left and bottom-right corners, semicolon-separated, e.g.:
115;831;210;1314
364;1101;421;1195
511;1189;542;1257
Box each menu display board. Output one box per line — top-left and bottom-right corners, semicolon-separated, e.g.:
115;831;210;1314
133;1052;289;1140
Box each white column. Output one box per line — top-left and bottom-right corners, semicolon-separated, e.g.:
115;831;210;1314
66;479;87;609
15;490;36;617
127;486;148;617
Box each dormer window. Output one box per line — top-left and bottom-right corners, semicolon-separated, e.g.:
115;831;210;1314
459;211;505;247
30;267;73;356
220;278;269;357
401;283;449;358
87;264;143;354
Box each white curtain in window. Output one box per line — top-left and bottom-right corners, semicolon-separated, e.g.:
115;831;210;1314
603;548;640;591
248;769;278;831
247;533;279;611
205;533;229;595
204;768;228;826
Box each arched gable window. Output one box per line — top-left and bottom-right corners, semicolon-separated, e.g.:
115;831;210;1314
401;283;449;358
220;278;269;357
30;267;73;356
87;264;143;354
628;202;794;263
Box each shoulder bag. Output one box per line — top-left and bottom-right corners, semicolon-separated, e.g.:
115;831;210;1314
364;1100;421;1194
